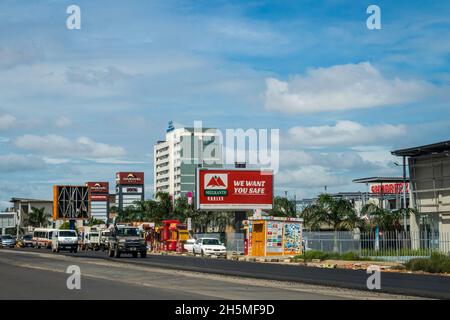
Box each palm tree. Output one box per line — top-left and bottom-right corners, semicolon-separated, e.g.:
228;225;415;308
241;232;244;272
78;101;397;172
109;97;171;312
299;205;322;231
155;192;173;218
312;194;360;231
303;194;361;252
361;203;412;232
268;196;297;217
26;207;51;228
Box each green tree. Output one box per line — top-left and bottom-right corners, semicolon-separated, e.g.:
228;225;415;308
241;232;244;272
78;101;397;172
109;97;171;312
59;221;70;229
26;207;51;228
302;194;361;252
308;194;360;231
268;196;297;217
361;203;413;232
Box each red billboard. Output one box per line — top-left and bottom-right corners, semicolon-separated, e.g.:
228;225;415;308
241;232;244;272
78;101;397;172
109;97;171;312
116;172;144;185
196;169;273;210
86;182;109;194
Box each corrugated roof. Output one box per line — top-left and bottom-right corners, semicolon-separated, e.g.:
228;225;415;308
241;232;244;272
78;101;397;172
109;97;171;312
391;140;450;157
352;177;408;183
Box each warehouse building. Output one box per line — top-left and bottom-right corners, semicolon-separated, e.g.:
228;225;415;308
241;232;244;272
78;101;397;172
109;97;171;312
392;140;450;236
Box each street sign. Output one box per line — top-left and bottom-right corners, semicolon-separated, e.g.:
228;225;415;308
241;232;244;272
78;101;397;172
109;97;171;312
196;168;273;210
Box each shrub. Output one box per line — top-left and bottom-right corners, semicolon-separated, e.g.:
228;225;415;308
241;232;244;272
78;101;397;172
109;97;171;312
293;250;366;261
405;253;450;273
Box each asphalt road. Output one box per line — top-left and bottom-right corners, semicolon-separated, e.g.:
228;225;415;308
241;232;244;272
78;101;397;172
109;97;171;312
0;248;405;300
35;247;450;299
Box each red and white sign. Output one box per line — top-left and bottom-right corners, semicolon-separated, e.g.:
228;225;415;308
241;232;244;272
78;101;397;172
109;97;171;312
197;169;273;210
370;182;409;194
116;172;144;185
86;182;109;194
90;194;108;201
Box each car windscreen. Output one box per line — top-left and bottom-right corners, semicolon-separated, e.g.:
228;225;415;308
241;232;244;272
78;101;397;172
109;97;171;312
2;235;12;240
23;235;32;240
117;228;139;236
59;231;77;237
202;239;220;245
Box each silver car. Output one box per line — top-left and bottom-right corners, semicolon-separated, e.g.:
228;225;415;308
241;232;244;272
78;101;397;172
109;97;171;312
0;235;16;248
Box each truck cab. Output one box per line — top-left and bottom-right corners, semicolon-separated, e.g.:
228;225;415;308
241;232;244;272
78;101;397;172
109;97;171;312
107;225;147;258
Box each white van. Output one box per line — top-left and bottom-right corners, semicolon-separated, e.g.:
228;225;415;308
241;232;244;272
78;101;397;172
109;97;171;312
32;228;57;249
51;229;78;253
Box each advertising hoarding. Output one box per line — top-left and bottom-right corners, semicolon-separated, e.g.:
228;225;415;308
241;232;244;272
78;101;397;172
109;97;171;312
196;168;273;210
86;182;109;194
53;185;89;220
116;172;144;185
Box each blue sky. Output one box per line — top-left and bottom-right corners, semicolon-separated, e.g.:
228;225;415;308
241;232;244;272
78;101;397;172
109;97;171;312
0;0;449;208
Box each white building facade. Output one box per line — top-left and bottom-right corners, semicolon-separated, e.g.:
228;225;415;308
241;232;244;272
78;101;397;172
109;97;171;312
154;122;223;199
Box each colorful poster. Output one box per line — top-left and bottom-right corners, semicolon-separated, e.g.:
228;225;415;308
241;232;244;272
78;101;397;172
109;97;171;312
283;223;302;254
266;222;283;253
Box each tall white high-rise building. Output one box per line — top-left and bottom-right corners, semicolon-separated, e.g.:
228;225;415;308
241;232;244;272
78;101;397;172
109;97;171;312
154;121;222;199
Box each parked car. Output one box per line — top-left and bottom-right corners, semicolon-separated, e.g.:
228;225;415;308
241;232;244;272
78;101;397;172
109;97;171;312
184;238;196;254
193;238;227;258
19;234;34;247
51;229;78;253
0;235;16;248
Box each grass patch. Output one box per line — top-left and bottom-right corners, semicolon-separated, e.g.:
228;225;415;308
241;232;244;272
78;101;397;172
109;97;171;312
404;253;450;273
361;248;437;257
293;250;367;262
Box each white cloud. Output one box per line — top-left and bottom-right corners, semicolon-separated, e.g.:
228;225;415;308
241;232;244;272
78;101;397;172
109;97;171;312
0;114;16;130
280;149;384;171
65;66;133;85
55;116;72;128
14;134;126;158
277;166;347;188
264;62;434;113
0;154;47;172
287;120;407;147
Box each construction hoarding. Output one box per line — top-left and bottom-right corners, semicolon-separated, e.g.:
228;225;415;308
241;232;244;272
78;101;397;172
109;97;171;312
53;185;89;220
196;168;273;210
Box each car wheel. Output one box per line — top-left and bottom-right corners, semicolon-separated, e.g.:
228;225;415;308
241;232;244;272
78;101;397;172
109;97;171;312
140;250;147;258
73;247;77;253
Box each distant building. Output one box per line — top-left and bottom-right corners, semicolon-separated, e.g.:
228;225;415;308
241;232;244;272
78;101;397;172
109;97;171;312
9;197;53;228
352;177;410;214
115;172;145;212
154;122;223;199
392;140;450;236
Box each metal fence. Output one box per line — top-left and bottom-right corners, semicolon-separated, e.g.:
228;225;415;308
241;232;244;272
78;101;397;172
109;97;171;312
303;231;450;262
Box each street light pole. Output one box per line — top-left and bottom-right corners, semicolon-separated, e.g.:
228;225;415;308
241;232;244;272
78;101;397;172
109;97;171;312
402;156;407;232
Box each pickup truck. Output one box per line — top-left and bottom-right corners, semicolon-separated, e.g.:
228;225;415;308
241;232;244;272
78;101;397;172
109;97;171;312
107;225;147;258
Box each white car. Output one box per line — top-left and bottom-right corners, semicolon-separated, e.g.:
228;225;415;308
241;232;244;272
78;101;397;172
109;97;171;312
184;238;196;254
193;238;227;258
